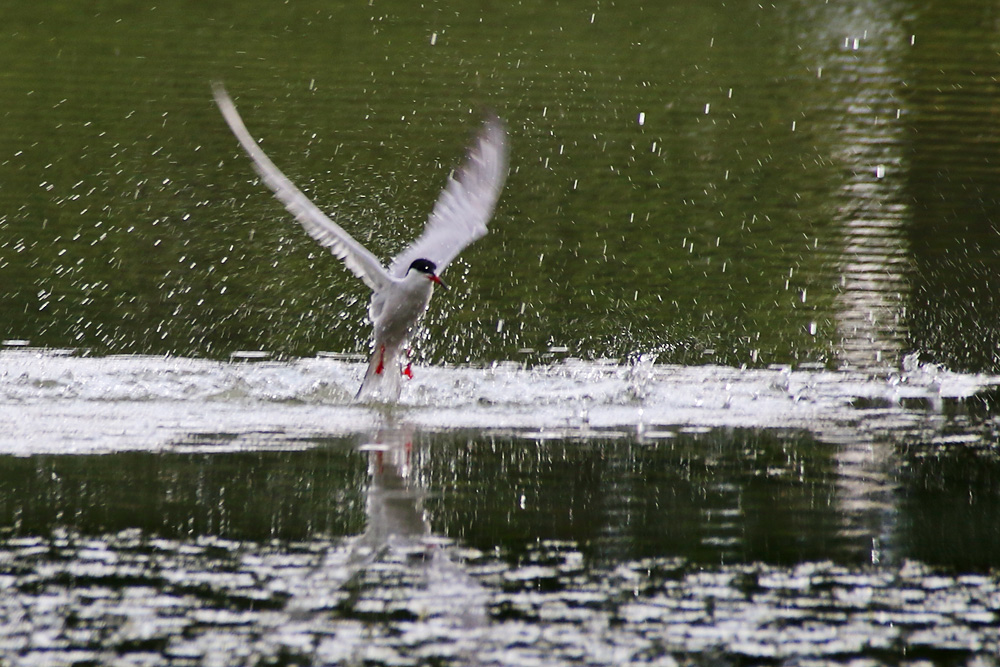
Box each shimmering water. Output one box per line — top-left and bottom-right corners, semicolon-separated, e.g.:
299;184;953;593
1;352;1000;665
3;0;1000;664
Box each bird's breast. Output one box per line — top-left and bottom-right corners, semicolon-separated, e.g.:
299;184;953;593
371;281;434;344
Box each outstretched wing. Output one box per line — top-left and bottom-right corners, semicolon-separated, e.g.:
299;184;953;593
213;83;391;293
389;113;508;279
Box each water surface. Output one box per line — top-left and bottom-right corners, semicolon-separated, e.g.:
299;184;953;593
3;1;1000;371
2;352;1000;664
3;0;1000;664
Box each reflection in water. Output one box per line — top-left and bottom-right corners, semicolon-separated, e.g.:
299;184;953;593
278;419;491;663
792;7;915;583
0;425;998;663
1;423;996;570
815;425;902;567
341;421;489;631
357;424;428;559
426;429;885;566
812;7;912;369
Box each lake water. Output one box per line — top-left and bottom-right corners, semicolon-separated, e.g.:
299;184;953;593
2;0;1000;665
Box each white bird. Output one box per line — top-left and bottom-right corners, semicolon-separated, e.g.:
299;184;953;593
213;84;508;401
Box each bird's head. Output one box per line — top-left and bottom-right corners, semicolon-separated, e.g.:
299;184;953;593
408;258;446;287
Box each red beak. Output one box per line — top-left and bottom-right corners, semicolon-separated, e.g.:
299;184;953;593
429;274;447;288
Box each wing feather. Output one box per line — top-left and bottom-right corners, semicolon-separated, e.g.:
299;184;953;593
213;84;390;292
389;113;508;279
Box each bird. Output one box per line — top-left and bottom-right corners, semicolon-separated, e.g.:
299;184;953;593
212;84;508;401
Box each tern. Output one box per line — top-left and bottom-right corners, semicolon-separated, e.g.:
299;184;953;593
213;85;508;401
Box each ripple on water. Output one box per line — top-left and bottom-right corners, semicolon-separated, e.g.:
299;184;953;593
1;352;999;664
1;532;998;665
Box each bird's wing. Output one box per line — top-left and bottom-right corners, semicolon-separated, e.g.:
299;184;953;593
213;83;391;293
388;113;508;279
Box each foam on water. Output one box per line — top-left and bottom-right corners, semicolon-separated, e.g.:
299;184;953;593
1;349;997;454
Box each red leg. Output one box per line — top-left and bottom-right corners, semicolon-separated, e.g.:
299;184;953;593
401;347;413;378
375;345;385;375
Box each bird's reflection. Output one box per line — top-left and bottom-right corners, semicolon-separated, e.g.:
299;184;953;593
292;417;489;645
358;420;488;625
351;422;429;566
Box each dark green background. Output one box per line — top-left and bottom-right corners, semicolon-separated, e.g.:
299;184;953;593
2;1;1000;370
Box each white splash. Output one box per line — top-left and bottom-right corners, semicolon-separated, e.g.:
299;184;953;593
0;349;994;454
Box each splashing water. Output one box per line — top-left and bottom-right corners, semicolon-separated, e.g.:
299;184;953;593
0;349;994;454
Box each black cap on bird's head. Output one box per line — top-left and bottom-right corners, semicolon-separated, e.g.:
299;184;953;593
408;258;446;287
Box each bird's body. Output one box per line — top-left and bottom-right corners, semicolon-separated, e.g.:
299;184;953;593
213;85;507;401
359;266;436;399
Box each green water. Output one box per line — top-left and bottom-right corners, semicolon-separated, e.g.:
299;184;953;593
2;1;1000;369
1;427;998;664
2;428;999;570
5;5;1000;663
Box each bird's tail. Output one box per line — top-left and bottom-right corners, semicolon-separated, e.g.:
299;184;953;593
356;344;403;402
